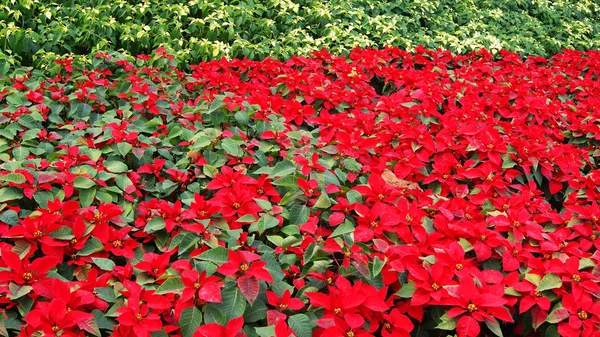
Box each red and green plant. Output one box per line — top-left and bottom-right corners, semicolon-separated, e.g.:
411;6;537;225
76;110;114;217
0;46;600;337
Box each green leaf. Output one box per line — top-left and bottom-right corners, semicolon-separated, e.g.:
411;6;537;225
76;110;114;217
8;283;32;300
155;277;185;295
345;190;362;204
0;187;24;202
372;256;386;277
178;232;200;255
6;95;23;106
330;220;355;238
254;198;272;210
303;243;318;263
254;326;276;337
77;237;104;256
260;248;285;282
217;285;246;320
544;325;560;337
396;281;416;298
145;217;166;234
0;314;8;337
93;309;116;330
221;138;243;157
79;317;101;337
313;193;331;208
94;287;118;303
92;258;116;271
115;175;133;191
537;273;562;292
73;176;96;189
484;317;503;337
288;204;309;225
179;306;202;337
288;314;314;337
197;246;229;264
0;210;19;226
116;142;133;157
203;305;226;325
435;311;457;330
268;159;296;178
546;307;569;323
0;173;26;184
104;161;129;173
237;214;258;223
79;188;96;207
33;191;55;209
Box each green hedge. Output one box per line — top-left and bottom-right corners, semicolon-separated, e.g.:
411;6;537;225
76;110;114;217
1;0;599;67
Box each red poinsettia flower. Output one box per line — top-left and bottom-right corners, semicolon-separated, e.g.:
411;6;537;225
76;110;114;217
294;152;327;176
445;277;513;337
217;250;273;303
134;250;174;279
266;289;304;324
553;287;600;337
116;294;163;337
0;247;60;285
25;298;91;337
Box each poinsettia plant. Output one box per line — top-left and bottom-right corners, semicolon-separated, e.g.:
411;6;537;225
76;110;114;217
1;46;600;337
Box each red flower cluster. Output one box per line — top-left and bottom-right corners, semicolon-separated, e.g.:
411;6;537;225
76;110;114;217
0;46;600;337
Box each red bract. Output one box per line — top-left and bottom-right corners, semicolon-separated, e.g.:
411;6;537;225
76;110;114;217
193;316;246;337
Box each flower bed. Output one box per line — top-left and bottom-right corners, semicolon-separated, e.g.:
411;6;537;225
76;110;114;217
2;0;600;68
0;47;600;337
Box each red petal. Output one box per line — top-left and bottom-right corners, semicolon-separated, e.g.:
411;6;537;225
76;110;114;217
457;315;480;337
267;310;287;326
344;313;364;329
225;316;245;337
531;306;548;330
237;275;260;304
198;282;223;303
329;212;345;226
146;294;172;310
